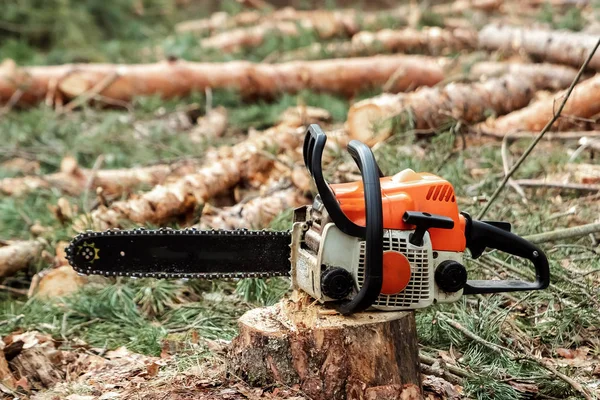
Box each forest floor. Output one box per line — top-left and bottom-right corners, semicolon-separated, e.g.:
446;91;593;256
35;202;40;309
1;0;600;399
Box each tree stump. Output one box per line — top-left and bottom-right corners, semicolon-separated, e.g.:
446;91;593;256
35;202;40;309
229;295;422;400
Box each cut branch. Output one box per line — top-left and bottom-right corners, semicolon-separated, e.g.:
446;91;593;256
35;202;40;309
479;74;600;134
76;124;306;230
513;179;600;192
346;68;575;145
524;222;600;244
0;157;200;197
0;241;43;279
479;24;600;70
1;56;446;107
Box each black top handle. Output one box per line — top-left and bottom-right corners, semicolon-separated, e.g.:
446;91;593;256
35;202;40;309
303;124;366;237
461;213;550;294
303;125;384;314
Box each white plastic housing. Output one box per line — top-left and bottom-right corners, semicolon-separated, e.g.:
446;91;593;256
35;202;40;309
291;222;463;311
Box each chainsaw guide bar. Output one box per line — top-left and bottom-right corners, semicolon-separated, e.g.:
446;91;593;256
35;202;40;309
66;228;292;279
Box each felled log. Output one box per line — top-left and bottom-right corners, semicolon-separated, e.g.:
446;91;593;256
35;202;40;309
469;62;579;90
0;156;199;197
1;158;40;175
29;240;87;299
479;74;600;134
275;27;478;62
198;186;308;230
77;123;306;230
201;21;300;53
229;297;421;400
175;11;262;34
175;6;409;36
346;67;576;145
478;24;600;70
30;266;86;299
0;240;43;279
431;0;502;14
1;56;446;107
480;130;600;141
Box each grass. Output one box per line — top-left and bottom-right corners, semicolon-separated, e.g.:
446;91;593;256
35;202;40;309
537;3;586;32
1;103;598;398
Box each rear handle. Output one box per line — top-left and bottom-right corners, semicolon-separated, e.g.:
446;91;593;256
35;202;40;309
462;213;550;294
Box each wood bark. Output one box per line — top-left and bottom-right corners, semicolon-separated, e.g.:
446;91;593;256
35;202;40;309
1;56;445;107
0;241;43;279
198;186;308;230
479;74;600;134
0;157;200;197
346;68;575;145
229;297;422;400
175;6;409;36
274;27;478;62
478;24;600;70
8;343;64;390
76;123;306;230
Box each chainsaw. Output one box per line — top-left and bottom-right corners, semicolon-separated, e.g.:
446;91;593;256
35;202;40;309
66;124;550;315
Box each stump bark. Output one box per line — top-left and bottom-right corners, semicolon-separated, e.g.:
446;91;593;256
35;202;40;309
229;298;422;400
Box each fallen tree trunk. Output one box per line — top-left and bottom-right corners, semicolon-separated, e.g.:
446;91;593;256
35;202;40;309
176;6;409;36
201;21;303;53
76;124;306;230
198;186;308;230
1;56;446;107
204;23;477;55
478;24;600;70
479;130;600;140
229;297;421;400
175;10;263;34
0;157;199;197
479;74;600;134
469;62;579;90
0;241;43;279
346;68;576;145
274;27;478;62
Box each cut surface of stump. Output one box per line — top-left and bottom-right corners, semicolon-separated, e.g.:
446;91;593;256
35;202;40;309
229;298;421;400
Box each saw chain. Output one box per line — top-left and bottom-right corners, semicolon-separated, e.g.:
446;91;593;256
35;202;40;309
65;228;292;279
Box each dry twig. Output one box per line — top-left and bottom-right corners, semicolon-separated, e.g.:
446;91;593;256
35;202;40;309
438;315;594;400
524;222;600;244
477;37;600;219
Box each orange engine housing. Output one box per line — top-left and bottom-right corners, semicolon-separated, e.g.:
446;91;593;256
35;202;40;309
330;169;467;252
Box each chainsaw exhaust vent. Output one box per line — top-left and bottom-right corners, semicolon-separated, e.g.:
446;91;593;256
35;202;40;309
356;230;434;310
425;184;455;202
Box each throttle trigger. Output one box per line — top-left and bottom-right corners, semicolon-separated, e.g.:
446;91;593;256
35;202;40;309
403;211;454;246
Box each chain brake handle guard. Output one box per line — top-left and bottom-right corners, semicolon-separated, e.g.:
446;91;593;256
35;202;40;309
303;124;384;314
